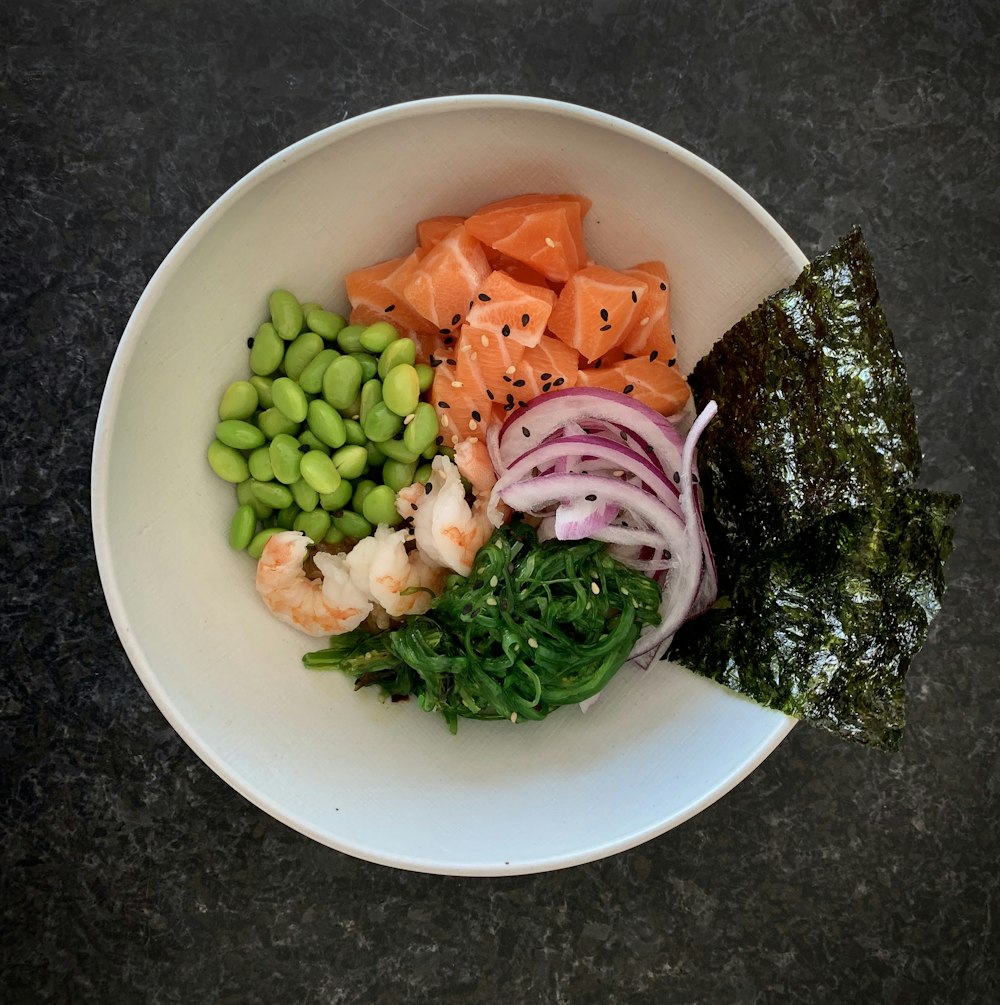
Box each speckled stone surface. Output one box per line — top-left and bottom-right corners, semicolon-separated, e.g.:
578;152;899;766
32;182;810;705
3;0;998;1001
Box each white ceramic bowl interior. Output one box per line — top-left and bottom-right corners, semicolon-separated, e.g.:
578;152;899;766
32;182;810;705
93;95;804;876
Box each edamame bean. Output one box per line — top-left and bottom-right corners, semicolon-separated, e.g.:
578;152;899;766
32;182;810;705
414;462;433;485
332;510;373;540
300;301;322;322
297;348;339;395
363;401;404;443
323;524;346;545
248;375;274;409
207;439;250;483
340;392;362;420
319;480;353;511
350;352;379;384
290;477;319;513
294;508;331;542
359;321;400;354
365;440;386;467
378;437;420;464
271;376;309;423
331;444;368;481
256;406;299;440
300;450;342;494
248;445;274;482
359;378;383;427
402;401;440;455
248;526;284;559
215;418;266;451
415;363;434;394
382;458;417;493
228;504;257;550
268;433;302;484
250;322;284;375
283;330;324;381
321;354;364;411
236;478;273;519
306;308;347;341
382;364;420;418
251;479;294;509
362;484;402;527
219;380;258;420
421;441;438;460
306;398;347;449
377;336;417;379
337;421;362;448
351;479;378;514
297;429;330;455
269;289;304;341
335;324;366;354
276;504;301;530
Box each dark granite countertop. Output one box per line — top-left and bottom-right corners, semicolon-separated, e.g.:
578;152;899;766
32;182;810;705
4;1;998;1001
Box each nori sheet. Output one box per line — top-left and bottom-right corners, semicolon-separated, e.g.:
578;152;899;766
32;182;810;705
671;228;960;750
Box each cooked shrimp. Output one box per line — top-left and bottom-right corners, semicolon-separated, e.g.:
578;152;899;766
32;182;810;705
256;530;372;637
396;454;493;577
454;436;497;495
346;525;448;618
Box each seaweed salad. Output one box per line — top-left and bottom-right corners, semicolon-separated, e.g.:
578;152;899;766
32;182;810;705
669;228;960;750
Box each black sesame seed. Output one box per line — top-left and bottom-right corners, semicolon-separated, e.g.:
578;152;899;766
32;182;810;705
692;475;699;485
477;293;491;302
649;350;659;362
486;389;495;400
299;443;310;452
435;435;444;445
462;603;472;615
446;358;457;366
542;382;552;393
659;282;667;291
518;400;527;407
451;314;461;326
620;430;628;441
645;444;654;454
506;393;514;402
444;334;455;345
540;372;552;381
600;307;609;321
553;377;565;387
438;400;450;408
503;402;514;411
521;313;530;326
671;332;676;343
623;383;634;394
599;323;612;332
439;327;451;335
513;379;526;387
385;304;396;312
471;409;482;422
425;482;433;494
501;324;510;337
521;426;530;437
594;358;603;369
631;290;638;303
585;493;597;501
410;503;418;511
429;355;442;367
503;375;512;383
672;471;680;483
668;358;677;367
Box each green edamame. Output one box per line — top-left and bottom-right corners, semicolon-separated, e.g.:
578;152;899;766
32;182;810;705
269;289;304;341
382;363;420;418
414;462;433;485
363;401;404;443
229;504;257;550
207;439;250;483
378;437;421;464
361;484;402;527
236;478;273;520
250;322;285;375
332;509;373;540
331;444;368;481
365;440;386;468
415;363;434;394
256;406;299;440
359;378;383;427
248;375;274;409
340;392;362;420
359;321;400;354
294;508;331;543
377;336;416;379
350;479;378;514
300;301;322;322
299;450;342;494
402;401;440;455
335;324;366;354
306;308;347;341
276;503;301;530
271;376;309;423
342;418;367;447
297;348;339;395
297;429;330;455
283;330;324;381
290;477;319;513
319;480;353;512
323;524;346;545
219;380;258;421
251;479;294;510
247;526;284;560
350;352;379;384
306;398;347;449
382;458;417;493
248;446;274;482
268;433;302;485
322;354;364;411
215;418;266;451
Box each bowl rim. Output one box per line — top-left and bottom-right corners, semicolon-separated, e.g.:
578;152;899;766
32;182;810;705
91;93;800;876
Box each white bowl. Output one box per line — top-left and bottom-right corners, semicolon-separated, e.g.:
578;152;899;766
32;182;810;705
92;95;803;876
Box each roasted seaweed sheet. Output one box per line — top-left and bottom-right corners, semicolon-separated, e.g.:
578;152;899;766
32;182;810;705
671;228;959;750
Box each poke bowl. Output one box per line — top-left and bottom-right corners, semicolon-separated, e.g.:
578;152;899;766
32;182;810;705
92;94;804;876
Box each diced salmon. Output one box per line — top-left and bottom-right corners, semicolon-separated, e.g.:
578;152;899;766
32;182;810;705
547;265;648;362
512;335;579;399
465;270;557;348
576;356;690;417
403;225;492;330
619;261;674;358
416;215;465;251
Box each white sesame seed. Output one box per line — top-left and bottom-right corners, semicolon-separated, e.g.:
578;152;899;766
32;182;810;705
527;637;538;649
468;419;478;431
489;575;498;588
451;434;459;445
461;343;472;352
470;351;478;361
451;380;463;388
544;237;556;248
612;469;624;477
591;582;600;595
441;413;450;428
640;316;650;326
486;596;498;606
403;413;415;425
506;365;516;374
510;712;517;723
481;334;489;347
621;587;629;596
